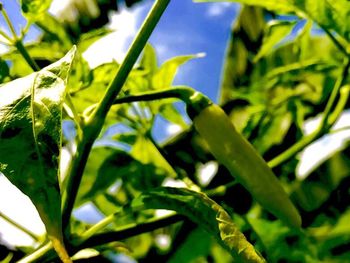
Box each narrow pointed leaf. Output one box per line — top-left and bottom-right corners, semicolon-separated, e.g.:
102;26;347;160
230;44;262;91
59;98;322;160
131;187;266;263
196;0;350;41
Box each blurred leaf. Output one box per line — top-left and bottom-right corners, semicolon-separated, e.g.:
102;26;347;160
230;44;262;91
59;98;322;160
36;13;72;49
0;47;75;259
0;59;9;83
131;135;177;179
131;187;266;262
169;228;212;263
219;6;266;104
21;0;52;21
140;43;158;78
77;146;117;205
159;103;188;129
113;132;138;145
253;108;293;154
151;54;203;90
70;62;118;113
197;0;350;41
248;217;317;262
292;151;350;211
78;28;114;53
254;20;297;63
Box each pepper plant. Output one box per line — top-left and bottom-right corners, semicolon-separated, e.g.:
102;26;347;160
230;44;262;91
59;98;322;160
0;0;350;262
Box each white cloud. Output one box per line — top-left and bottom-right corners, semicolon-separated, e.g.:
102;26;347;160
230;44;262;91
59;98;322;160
49;0;72;17
165;123;183;137
196;161;218;186
0;44;8;55
296;110;350;180
83;4;149;68
206;3;237;17
0;175;45;248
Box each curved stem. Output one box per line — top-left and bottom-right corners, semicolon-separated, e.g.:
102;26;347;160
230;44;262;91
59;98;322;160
0;30;12;43
80;214;184;248
322;27;348;56
22;214;184;262
319;59;350;129
86;0;171;127
1;6;17;39
18;243;53;263
0;212;40;242
268;59;350;168
62;0;170;232
14;40;40;71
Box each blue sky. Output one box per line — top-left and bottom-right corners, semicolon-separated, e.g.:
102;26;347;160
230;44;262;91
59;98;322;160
1;0;239;102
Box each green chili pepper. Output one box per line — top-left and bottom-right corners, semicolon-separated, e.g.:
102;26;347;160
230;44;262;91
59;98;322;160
189;100;301;228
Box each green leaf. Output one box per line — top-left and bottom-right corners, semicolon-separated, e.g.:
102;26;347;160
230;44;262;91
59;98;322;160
254;20;297;63
70;62;118;113
248;217;317;262
77;146;117;205
131;187;266;262
131;135;177;179
253;109;293;154
196;0;350;41
78;28;114;53
0;47;75;261
84;149;137;197
21;0;52;21
159;103;188;129
168;228;212;263
0;59;9;83
140;43;158;78
151;53;204;90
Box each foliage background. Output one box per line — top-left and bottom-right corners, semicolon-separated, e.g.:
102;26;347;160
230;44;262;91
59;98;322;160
1;0;350;262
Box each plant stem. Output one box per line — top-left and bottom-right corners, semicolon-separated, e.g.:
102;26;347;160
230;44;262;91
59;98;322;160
86;0;171;127
268;60;350;168
112;86;195;104
17;243;53;263
0;30;12;43
322;27;349;56
62;0;170;231
319;59;350;129
21;214;185;262
1;6;17;39
205;181;238;196
1;3;40;71
80;214;185;248
0;212;40;242
14;39;40;71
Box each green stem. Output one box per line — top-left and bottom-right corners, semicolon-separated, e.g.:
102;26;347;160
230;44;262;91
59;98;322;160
62;0;170;231
147;131;200;191
1;6;17;39
0;212;40;242
14;40;40;71
114;86;196;104
22;214;184;262
86;0;171;127
18;242;53;263
0;30;12;43
205;181;238;196
268;60;350;168
327;85;350;126
322;27;348;56
319;59;350;129
80;214;184;248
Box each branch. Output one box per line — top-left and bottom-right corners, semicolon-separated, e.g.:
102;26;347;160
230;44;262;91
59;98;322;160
80;214;185;248
268;59;350;168
0;212;40;242
62;0;171;231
